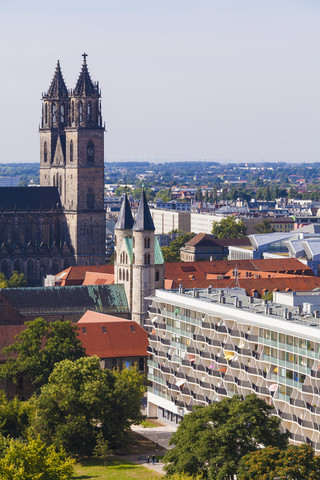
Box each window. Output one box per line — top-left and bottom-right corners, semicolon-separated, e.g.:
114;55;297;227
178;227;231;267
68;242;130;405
130;325;135;332
87;102;91;122
102;326;107;333
87;189;95;209
52;103;56;124
61;104;64;123
82;327;87;334
70;140;73;162
155;271;160;282
44;142;47;163
139;358;145;371
79;101;83;122
71;101;74;123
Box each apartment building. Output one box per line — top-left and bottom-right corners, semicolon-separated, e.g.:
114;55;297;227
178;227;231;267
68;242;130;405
145;288;320;451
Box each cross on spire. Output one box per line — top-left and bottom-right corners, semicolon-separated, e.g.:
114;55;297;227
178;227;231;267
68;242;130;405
82;52;88;63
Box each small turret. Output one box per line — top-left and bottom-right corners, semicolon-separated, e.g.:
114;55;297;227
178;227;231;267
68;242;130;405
115;194;134;230
132;190;155;232
45;60;68;99
73;53;99;97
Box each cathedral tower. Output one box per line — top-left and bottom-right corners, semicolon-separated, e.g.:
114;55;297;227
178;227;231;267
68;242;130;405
40;54;106;265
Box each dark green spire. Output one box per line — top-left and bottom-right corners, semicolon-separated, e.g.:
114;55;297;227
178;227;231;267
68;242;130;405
132;191;155;232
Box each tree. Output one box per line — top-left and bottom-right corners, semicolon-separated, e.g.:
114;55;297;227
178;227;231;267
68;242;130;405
33;357;146;456
211;216;247;239
7;271;27;288
93;431;112;466
255;220;275;234
0;318;86;390
0;392;34;439
238;444;320;480
163;394;288;480
0;434;74;480
161;232;195;262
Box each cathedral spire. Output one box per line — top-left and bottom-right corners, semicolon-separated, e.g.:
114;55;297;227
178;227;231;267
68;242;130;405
132;191;155;232
73;53;99;96
46;60;68;98
115;194;134;230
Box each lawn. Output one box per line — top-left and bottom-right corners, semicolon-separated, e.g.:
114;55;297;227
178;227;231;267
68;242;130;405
73;458;162;480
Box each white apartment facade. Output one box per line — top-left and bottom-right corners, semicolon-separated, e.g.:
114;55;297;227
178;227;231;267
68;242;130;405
145;288;320;451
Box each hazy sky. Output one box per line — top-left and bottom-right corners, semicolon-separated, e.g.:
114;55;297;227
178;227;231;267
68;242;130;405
1;0;319;163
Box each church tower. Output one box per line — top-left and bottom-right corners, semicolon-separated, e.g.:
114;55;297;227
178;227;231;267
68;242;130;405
132;191;156;326
40;54;106;265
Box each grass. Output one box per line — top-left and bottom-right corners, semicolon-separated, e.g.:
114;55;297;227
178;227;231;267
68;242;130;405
140;419;160;428
73;458;162;480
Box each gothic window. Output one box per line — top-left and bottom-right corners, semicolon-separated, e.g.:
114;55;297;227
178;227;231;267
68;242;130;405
126;253;128;263
27;260;35;279
45;103;48;124
87;141;94;163
144;237;150;248
44;142;47;163
52;103;56;124
119;269;122;280
126;270;129;281
155;270;160;282
87;102;91;122
79;101;83;122
53;176;55;187
71;101;74;123
59;175;62;194
61;104;65;123
13;261;21;274
70;140;73;162
87;189;95;210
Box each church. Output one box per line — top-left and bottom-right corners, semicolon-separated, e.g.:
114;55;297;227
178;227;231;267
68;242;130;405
0;55;106;285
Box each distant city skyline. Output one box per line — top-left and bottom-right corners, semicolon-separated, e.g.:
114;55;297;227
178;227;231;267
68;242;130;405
1;0;319;164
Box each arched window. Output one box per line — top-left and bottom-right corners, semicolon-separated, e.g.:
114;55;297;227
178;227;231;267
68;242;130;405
52;103;56;124
79;101;83;122
61;104;65;123
126;270;129;281
53;176;56;187
119;269;122;280
87;141;94;163
71;101;74;123
13;261;21;274
45;104;48;124
70;140;73;162
144;237;150;248
44;142;47;163
87;102;91;122
87;189;95;209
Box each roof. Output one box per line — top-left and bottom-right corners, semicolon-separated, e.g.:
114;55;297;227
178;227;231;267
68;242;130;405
155;237;164;265
55;264;114;286
184;233;251;248
132;191;155;231
115;194;134;230
73;55;99;96
77;311;148;358
45;60;68;98
82;272;114;286
0;284;129;316
0;187;62;211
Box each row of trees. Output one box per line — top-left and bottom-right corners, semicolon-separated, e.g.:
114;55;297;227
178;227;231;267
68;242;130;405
0;318;146;477
163;395;320;480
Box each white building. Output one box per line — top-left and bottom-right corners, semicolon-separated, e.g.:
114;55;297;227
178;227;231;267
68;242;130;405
146;288;320;450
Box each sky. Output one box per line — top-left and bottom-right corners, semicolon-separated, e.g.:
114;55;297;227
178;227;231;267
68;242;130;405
0;0;320;164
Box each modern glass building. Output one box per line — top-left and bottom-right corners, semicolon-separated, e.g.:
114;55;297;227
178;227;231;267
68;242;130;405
145;287;320;451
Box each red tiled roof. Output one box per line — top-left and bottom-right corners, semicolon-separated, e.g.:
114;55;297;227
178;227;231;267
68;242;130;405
56;265;114;286
185;233;251;248
82;272;114;286
77;311;149;358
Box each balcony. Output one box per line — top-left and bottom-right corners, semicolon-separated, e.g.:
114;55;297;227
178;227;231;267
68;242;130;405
290;398;305;408
302;385;313;393
160;338;171;345
200;351;211;359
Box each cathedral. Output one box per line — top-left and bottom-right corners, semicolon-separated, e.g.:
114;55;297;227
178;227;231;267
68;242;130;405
0;54;106;285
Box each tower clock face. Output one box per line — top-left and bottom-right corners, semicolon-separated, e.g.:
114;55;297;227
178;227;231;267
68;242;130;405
87;147;94;155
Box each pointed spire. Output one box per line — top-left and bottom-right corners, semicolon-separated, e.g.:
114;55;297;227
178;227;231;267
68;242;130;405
46;60;68;98
115;194;134;230
73;53;99;96
133;191;155;232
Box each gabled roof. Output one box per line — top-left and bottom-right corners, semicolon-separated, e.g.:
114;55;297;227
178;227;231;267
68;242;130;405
0;284;129;316
77;311;149;358
115;194;134;230
184;233;251;248
46;60;68;98
132;191;155;231
73;55;99;96
0;187;62;211
55;265;114;286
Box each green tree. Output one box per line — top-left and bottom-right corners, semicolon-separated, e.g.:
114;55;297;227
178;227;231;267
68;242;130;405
238;444;320;480
93;431;112;466
7;271;27;288
0;273;8;288
211;216;247;239
255;220;275;234
33;357;145;456
0;392;34;439
0;318;86;390
0;434;74;480
163;394;288;480
261;290;273;301
156;188;173;203
161;232;195;262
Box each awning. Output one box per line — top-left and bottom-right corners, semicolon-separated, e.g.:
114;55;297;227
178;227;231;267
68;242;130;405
268;383;278;392
224;351;235;361
176;379;186;387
